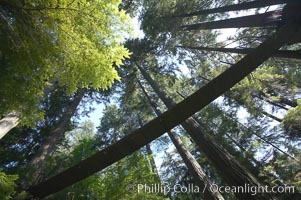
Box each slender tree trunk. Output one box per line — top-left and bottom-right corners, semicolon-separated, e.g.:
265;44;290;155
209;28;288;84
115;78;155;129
138;81;224;200
182;11;279;31
0;111;19;140
145;144;159;176
226;92;285;122
224;132;248;152
196;75;286;122
255;90;297;110
177;46;301;60
257;90;298;108
176;91;278;167
279;97;298;107
261;111;283;122
137;114;160;177
208;93;293;159
254;94;289;111
27;89;85;184
25;23;301;199
137;64;278;200
168;130;225;200
174;0;287;17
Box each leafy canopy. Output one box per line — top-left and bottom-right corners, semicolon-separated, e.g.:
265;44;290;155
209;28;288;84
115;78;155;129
0;172;18;200
0;0;133;125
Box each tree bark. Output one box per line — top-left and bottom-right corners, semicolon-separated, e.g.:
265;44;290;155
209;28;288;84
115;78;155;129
174;0;288;17
25;22;301;199
0;111;19;140
138;80;224;200
182;11;279;30
177;46;301;60
27;89;85;185
137;64;278;200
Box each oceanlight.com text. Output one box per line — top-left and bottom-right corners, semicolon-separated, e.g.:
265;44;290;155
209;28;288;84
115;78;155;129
126;183;295;196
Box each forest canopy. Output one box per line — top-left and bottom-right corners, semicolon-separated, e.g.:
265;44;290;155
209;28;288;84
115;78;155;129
0;0;132;125
1;0;301;199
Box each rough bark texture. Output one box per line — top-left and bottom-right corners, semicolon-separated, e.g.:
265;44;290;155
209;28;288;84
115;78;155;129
175;0;287;17
182;11;279;30
27;89;85;184
138;81;224;200
137;64;278;200
177;46;301;60
0;111;19;140
26;22;301;199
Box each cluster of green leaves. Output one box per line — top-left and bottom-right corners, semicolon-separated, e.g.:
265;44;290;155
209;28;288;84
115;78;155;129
0;172;18;200
0;0;133;125
283;100;301;138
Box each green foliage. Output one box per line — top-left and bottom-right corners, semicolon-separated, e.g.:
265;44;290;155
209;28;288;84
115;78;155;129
230;65;284;114
95;153;162;200
2;1;301;199
41;121;162;199
263;149;301;192
0;172;18;200
0;86;77;177
0;0;133;125
98;105;127;145
283;100;301;138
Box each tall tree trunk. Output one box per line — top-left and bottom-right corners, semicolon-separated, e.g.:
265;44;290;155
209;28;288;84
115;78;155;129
261;111;283;122
0;111;19;140
137;114;160;177
182;11;279;31
27;89;85;185
254;93;289;111
174;0;287;17
138;80;224;200
177;46;301;60
145;144;159;176
177;91;287;166
25;22;301;199
137;64;278;200
168;130;225;200
257;90;298;108
255;90;298;110
279;97;298;107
